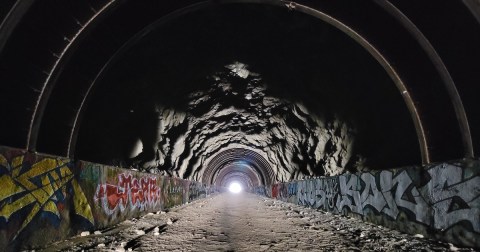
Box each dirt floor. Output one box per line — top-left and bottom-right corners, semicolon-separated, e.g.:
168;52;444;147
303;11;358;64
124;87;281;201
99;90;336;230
40;193;475;251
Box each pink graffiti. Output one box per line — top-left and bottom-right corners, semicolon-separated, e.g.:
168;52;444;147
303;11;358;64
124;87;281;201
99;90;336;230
95;173;161;214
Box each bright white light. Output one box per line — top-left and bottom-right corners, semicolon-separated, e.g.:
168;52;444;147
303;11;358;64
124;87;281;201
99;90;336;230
228;182;242;193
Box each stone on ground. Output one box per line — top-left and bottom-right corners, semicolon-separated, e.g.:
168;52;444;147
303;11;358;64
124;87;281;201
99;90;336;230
45;193;469;251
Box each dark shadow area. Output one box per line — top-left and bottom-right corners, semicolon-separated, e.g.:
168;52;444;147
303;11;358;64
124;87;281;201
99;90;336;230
75;4;420;171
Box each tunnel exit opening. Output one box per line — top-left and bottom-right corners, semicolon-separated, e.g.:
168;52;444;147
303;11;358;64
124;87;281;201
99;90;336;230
206;148;274;188
228;182;242;193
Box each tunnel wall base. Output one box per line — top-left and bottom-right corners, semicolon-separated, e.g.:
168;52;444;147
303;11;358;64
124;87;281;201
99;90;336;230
254;160;480;249
0;145;217;251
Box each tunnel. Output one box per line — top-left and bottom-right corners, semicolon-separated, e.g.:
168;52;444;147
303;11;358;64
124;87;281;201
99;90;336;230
1;0;480;251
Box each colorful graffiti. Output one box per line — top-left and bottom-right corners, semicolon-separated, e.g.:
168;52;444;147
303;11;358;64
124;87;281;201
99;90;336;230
255;162;480;247
86;164;217;219
94;173;161;215
0;151;94;242
0;147;217;251
162;178;185;208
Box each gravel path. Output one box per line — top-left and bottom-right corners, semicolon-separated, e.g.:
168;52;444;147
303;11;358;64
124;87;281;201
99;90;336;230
42;193;474;251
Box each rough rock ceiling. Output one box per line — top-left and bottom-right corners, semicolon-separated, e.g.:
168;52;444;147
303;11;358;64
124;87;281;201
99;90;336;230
75;4;421;185
128;62;354;182
1;1;478;185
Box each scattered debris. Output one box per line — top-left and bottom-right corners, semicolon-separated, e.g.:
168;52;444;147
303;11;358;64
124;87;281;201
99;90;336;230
49;194;468;251
135;230;145;235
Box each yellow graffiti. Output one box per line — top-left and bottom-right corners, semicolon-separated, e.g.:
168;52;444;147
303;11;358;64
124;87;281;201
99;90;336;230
0;154;7;167
0;175;25;201
71;179;94;222
0;155;94;239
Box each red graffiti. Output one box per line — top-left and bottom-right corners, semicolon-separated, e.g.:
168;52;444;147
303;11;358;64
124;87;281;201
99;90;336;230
272;184;280;198
95;173;161;213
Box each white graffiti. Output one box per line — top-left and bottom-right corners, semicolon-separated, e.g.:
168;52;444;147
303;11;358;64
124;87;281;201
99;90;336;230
360;173;386;213
335;171;430;223
297;178;338;210
336;175;362;214
297;180;317;207
264;162;480;233
385;170;429;223
425;164;480;232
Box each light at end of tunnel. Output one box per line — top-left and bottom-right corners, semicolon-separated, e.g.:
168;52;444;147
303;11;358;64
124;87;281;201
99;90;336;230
228;182;242;194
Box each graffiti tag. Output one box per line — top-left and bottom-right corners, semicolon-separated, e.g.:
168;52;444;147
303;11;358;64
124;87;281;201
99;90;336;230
0;154;94;240
94;173;161;215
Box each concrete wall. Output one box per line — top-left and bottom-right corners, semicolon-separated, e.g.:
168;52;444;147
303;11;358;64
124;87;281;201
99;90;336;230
254;160;480;248
0;145;216;251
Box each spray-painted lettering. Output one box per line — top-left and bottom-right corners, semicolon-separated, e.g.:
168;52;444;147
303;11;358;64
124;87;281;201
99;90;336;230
255;162;480;237
95;173;161;215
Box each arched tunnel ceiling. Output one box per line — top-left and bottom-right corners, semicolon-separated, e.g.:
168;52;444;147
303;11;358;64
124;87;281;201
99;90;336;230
74;3;421;182
0;0;479;186
204;148;274;186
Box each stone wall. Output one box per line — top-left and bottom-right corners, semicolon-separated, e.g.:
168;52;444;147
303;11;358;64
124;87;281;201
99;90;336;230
254;160;480;248
0;145;216;251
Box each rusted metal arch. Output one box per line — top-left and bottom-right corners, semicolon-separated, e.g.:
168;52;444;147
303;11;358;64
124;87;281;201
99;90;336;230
464;0;480;25
25;1;119;153
62;1;472;164
0;0;35;56
0;0;474;165
202;148;275;186
373;0;473;159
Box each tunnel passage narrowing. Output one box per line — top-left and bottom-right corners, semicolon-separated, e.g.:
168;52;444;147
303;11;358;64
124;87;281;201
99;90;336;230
202;148;275;188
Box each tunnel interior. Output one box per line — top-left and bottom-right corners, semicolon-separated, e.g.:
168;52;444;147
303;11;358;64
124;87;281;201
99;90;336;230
2;0;479;188
71;3;420;185
1;1;480;250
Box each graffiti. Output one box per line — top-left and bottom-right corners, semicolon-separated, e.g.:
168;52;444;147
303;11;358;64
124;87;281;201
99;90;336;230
162;178;184;208
206;185;217;195
0;153;94;241
271;184;279;198
257;162;480;237
169;186;183;194
379;170;429;222
0;147;216;251
426;164;480;232
287;183;297;197
295;178;339;210
335;171;429;221
323;178;338;210
336;174;361;213
94;173;161;215
253;186;267;196
297;179;321;208
274;183;297;203
188;182;206;202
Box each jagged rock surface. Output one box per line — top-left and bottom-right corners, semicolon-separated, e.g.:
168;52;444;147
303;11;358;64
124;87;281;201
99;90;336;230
128;63;356;181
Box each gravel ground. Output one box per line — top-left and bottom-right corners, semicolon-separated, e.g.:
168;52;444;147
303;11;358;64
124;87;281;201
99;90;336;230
39;193;476;252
